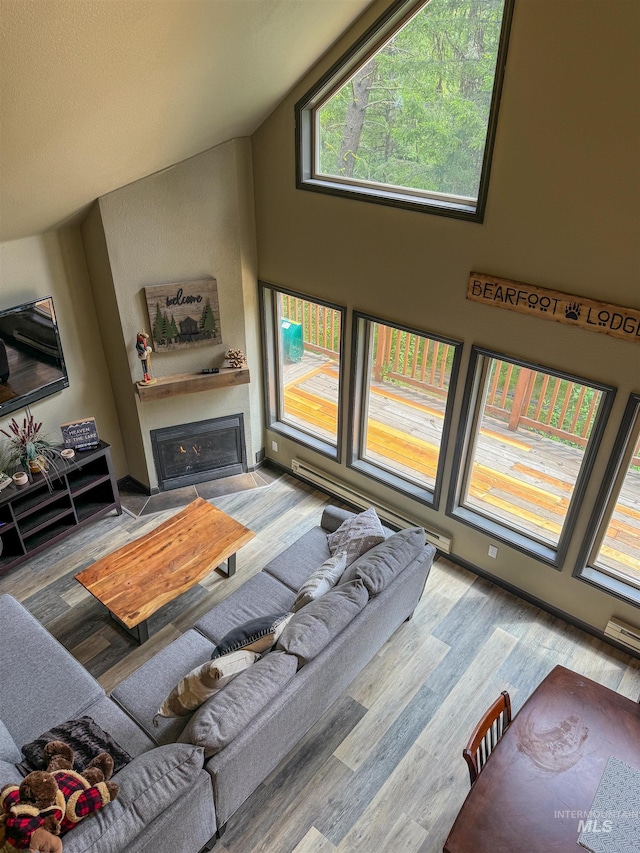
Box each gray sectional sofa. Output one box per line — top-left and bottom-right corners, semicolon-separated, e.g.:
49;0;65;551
0;594;217;853
0;505;435;851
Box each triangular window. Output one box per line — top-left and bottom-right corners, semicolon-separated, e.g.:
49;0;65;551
296;0;514;221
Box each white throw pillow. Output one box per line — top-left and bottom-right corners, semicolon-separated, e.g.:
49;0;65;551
293;552;348;612
326;506;385;566
154;649;259;720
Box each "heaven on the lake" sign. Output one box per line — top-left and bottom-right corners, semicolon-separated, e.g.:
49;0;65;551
467;272;640;345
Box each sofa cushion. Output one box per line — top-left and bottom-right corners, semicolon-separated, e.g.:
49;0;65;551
194;572;296;643
0;595;104;746
293;552;348;612
340;527;426;593
0;719;21;763
80;697;156;761
276;580;369;665
326;506;385;566
155;650;259;720
179;651;298;757
111;629;216;746
0;758;22;786
56;744;206;853
262;526;332;591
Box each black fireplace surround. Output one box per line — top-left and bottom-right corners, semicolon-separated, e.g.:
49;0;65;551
150;415;247;491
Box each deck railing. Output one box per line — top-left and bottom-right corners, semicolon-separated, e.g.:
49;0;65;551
280;297;633;453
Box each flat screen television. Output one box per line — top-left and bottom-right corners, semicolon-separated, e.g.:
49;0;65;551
0;296;69;417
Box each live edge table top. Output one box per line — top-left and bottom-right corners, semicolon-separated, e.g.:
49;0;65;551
75;497;254;633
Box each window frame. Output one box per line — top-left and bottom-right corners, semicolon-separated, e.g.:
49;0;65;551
348;311;462;508
574;393;640;607
446;346;616;567
259;281;346;461
295;0;516;223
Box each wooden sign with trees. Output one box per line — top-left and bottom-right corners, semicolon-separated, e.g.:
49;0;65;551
144;279;222;352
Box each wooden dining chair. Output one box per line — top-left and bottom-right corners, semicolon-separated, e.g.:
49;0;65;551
463;690;512;785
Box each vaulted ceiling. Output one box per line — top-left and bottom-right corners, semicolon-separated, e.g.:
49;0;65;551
0;0;373;243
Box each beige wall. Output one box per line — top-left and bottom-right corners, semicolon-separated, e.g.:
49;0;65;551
0;231;126;474
252;0;640;632
87;138;263;489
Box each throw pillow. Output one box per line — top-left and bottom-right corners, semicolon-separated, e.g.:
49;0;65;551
276;579;369;665
326;506;385;566
155;649;258;721
211;612;293;659
340;526;426;592
293;552;348;612
18;716;132;777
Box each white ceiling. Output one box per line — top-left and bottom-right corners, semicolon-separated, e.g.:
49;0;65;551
0;0;373;243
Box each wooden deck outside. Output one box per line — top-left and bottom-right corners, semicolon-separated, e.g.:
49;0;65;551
283;354;640;585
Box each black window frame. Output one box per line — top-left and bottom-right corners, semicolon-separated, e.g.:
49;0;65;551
573;392;640;607
446;346;616;567
348;311;462;508
295;0;516;223
259;281;346;462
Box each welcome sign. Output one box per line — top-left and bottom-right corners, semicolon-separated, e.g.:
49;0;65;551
145;279;222;352
467;272;640;345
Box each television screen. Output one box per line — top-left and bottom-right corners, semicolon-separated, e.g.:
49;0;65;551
0;297;69;417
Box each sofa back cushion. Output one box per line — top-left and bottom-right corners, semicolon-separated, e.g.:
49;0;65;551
179;651;298;757
60;743;207;852
340;527;426;594
276;580;369;665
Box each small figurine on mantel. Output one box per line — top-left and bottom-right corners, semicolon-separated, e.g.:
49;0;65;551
226;348;246;369
136;330;156;385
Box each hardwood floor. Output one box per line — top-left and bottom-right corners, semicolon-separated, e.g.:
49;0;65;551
1;471;639;852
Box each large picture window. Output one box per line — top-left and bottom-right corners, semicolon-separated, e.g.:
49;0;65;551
575;393;640;604
448;348;615;565
350;314;461;506
260;283;345;459
296;0;515;221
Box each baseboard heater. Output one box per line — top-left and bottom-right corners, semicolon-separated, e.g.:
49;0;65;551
291;458;452;554
604;617;640;653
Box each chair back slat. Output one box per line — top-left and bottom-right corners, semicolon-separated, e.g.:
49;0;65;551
463;691;512;785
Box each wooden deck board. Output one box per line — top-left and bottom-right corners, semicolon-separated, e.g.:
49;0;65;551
283;359;639;580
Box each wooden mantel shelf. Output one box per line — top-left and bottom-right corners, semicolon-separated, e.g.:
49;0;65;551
135;368;250;402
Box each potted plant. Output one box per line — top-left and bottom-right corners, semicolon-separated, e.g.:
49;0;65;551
0;408;61;487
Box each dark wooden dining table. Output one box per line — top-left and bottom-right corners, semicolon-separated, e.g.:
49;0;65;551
444;665;640;853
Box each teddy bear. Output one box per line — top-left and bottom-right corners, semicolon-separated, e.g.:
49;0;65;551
0;741;119;850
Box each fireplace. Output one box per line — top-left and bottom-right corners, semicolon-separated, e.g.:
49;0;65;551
150;415;247;490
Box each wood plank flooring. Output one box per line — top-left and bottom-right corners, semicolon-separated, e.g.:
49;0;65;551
1;471;639;852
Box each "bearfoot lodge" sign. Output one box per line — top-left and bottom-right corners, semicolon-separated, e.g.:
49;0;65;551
468;273;640;344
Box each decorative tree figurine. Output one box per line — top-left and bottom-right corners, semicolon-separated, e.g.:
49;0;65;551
226;348;246;369
136;331;156;385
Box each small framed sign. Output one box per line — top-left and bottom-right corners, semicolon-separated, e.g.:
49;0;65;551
60;417;99;450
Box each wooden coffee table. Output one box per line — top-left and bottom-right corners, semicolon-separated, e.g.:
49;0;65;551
75;497;255;643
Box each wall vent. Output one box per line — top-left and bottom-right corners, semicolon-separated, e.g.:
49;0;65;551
604;617;640;653
291;458;451;554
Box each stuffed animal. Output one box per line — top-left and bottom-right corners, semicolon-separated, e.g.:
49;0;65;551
0;741;119;850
